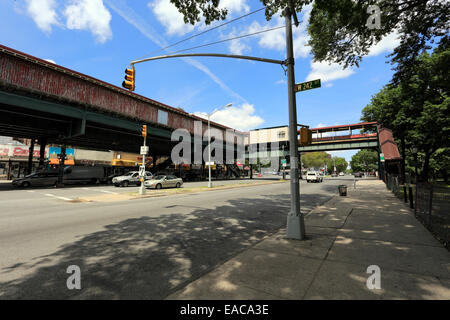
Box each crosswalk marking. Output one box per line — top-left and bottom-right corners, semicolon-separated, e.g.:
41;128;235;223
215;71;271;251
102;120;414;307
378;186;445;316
99;190;118;194
44;193;72;201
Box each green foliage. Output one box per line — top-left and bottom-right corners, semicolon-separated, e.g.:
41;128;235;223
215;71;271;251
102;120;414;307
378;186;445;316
361;42;450;181
350;150;378;173
301;151;330;169
300;152;347;173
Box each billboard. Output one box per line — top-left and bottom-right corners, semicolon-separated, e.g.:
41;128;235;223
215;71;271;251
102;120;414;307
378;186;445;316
49;147;75;165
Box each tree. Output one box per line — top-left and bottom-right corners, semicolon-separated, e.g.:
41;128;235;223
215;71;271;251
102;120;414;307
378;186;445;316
301;151;330;169
168;0;449;80
361;41;449;181
350;149;378;173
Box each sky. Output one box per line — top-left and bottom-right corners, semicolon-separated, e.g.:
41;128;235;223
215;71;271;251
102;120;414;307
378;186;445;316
0;0;401;163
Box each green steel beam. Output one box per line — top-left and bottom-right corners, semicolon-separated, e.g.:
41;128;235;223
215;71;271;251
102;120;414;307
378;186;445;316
299;140;378;152
0;89;173;138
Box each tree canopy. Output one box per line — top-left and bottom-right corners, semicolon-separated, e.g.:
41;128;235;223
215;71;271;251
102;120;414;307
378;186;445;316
301;152;347;173
361;39;449;181
350;149;378;173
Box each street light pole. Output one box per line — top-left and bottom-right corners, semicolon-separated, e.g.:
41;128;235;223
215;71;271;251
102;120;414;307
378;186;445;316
285;6;305;240
207;103;232;188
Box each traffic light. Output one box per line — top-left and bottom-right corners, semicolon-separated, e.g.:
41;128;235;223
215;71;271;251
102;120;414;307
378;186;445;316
122;66;135;91
299;127;312;146
141;124;147;137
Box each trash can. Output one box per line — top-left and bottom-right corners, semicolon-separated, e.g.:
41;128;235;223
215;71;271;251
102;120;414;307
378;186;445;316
338;185;347;196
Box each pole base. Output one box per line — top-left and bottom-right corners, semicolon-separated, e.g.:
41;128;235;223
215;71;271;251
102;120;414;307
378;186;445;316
286;214;305;240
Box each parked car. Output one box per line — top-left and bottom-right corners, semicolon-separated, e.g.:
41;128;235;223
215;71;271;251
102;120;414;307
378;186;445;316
339;172;345;176
144;175;183;189
331;172;338;177
354;172;363;178
112;171;153;187
306;171;323;183
12;172;59;188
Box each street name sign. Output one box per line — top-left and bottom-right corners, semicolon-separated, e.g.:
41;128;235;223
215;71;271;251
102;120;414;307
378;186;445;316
295;79;321;92
140;146;149;155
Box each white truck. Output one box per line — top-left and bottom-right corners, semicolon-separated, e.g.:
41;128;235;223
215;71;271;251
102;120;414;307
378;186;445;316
306;171;323;183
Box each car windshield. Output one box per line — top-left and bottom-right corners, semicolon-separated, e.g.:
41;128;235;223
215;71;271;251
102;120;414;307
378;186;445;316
125;172;135;176
24;173;38;178
154;175;165;180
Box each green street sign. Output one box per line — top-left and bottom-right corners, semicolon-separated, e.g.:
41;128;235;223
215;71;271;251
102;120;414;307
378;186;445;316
380;153;385;162
281;159;287;164
295;79;321;92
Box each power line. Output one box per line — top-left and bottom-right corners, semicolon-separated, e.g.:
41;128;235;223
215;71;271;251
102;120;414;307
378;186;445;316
134;7;266;60
166;25;286;55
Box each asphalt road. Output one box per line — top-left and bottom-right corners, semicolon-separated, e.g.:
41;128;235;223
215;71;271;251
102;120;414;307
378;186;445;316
0;176;355;299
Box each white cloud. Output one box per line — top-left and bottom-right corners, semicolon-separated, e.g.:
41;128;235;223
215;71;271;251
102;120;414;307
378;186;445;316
150;0;195;36
224;4;312;58
25;0;59;33
219;0;249;14
306;61;355;83
64;0;112;43
194;103;264;131
276;79;286;85
367;31;401;57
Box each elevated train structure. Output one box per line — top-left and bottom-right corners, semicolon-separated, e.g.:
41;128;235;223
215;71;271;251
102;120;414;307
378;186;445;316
0;44;246;181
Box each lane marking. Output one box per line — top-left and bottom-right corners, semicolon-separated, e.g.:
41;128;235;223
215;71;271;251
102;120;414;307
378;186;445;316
27;190;35;193
44;193;72;201
99;190;118;194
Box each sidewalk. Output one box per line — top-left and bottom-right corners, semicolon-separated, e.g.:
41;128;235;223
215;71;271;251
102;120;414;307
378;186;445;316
167;179;450;300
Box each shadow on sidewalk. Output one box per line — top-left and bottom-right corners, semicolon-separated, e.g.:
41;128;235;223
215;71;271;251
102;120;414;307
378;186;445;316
0;192;331;299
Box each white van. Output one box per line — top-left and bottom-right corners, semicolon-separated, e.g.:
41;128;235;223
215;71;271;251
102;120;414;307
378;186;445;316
306;171;323;183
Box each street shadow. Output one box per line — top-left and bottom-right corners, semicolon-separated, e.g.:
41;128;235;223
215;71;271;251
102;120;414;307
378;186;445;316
0;192;331;299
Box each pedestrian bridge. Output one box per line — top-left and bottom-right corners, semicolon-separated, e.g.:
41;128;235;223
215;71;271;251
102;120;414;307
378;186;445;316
298;122;379;152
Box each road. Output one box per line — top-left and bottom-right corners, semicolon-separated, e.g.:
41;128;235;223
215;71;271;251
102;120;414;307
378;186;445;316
0;176;355;299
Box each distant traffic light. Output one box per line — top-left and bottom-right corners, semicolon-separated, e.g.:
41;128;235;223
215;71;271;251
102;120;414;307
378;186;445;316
299;127;312;146
141;124;147;137
122;66;135;91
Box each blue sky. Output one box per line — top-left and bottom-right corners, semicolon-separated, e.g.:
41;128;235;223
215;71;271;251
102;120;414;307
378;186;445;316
0;0;400;163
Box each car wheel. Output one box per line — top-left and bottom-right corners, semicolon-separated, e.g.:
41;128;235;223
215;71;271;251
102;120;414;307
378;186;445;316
176;182;181;188
122;180;129;187
21;181;30;188
156;183;162;189
137;181;141;187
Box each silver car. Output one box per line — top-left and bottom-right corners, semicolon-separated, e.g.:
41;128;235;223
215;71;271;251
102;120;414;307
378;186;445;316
144;175;183;189
12;172;59;188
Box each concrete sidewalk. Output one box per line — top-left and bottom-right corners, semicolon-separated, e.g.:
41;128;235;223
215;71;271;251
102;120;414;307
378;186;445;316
167;179;450;300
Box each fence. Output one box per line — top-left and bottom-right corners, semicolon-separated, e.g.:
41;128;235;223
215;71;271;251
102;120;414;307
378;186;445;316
385;173;449;248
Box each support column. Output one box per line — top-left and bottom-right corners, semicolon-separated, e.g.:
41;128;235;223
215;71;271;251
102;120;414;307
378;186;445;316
39;137;47;170
57;145;66;187
27;139;35;175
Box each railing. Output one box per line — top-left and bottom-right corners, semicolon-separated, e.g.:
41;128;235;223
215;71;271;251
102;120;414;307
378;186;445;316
385;173;449;248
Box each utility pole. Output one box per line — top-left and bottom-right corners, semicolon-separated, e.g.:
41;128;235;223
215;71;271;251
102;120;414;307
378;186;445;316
285;4;305;240
139;125;148;195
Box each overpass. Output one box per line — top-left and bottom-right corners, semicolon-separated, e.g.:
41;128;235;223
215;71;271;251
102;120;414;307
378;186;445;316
298;122;379;152
0;44;242;158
